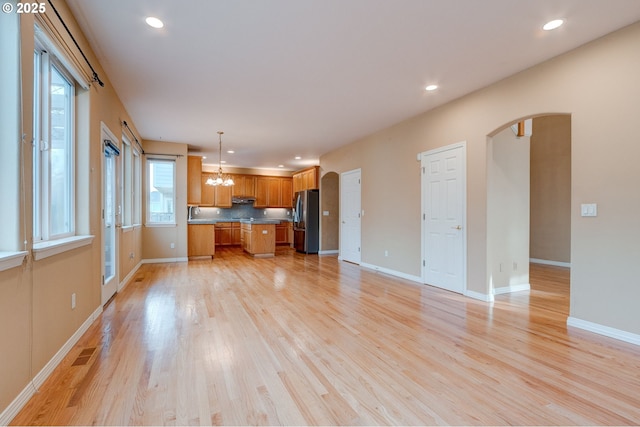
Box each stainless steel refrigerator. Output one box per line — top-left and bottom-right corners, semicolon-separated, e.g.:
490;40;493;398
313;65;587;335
293;189;319;254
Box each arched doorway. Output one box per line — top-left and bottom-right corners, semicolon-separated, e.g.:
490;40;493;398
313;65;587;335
487;114;571;297
320;171;339;254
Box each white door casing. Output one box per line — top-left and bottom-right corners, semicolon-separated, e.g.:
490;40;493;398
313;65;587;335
421;142;467;294
340;169;361;264
102;123;118;305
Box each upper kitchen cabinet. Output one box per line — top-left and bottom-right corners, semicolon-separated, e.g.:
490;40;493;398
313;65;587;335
200;172;232;207
187;156;202;205
281;178;293;208
254;176;293;208
292;166;319;193
232;174;256;198
215;184;233;208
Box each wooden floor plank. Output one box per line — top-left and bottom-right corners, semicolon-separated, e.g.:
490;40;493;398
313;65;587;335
10;248;640;425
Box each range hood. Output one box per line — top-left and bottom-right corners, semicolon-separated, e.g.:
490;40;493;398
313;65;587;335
232;196;256;204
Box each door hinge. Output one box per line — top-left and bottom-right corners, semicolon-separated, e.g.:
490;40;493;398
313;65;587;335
358;179;361;184
423;213;425;220
358;247;360;252
423;260;426;267
101;275;105;286
102;209;104;219
422;166;425;174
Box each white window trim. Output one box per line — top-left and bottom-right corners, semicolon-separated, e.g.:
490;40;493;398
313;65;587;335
145;158;176;226
32;235;94;261
0;252;28;272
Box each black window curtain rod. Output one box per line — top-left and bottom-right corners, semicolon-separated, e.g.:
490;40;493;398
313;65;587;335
122;120;145;154
46;0;104;87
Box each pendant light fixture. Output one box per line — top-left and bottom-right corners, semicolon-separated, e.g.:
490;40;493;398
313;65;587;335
205;131;234;186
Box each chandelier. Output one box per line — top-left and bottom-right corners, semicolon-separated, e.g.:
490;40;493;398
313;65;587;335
205;131;234;186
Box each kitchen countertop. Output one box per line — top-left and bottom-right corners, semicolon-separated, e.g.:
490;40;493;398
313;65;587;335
188;218;291;225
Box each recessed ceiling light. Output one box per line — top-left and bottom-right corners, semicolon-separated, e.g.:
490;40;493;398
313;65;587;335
202;156;207;160
220;160;226;164
543;19;564;31
278;164;284;168
227;150;234;154
294;156;302;160
145;17;164;29
425;84;438;91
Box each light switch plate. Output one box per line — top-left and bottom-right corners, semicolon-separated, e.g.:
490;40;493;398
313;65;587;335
581;203;597;217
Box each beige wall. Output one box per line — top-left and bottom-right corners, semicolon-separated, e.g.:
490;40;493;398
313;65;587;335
530;115;571;263
321;21;640;335
487;128;530;291
0;2;143;414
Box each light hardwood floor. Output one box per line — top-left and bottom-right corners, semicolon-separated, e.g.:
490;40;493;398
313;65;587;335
12;248;640;425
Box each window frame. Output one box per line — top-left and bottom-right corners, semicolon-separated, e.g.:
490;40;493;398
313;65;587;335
33;43;76;242
133;149;142;226
121;136;142;228
145;158;176;226
0;2;28;271
122;136;132;227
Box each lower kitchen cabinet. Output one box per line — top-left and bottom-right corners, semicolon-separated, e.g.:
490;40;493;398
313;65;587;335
215;222;241;247
188;224;215;258
241;222;275;257
275;221;290;245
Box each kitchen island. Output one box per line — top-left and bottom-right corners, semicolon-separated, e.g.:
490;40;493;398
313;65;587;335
240;219;279;257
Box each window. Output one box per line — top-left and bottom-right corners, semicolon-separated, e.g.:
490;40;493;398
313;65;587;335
33;45;75;241
0;2;27;271
133;150;141;225
122;137;132;226
146;158;175;225
121;136;142;227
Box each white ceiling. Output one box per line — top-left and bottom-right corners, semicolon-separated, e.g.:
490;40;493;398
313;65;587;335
66;0;640;171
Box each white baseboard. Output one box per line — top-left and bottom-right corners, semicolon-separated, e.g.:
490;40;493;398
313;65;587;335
493;283;531;295
464;289;495;302
530;258;571;268
318;250;339;255
359;262;422;284
142;257;188;264
0;306;103;426
118;260;142;293
0;381;36;426
567;317;640;346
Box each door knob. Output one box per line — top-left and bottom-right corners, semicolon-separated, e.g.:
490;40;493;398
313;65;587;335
451;225;462;230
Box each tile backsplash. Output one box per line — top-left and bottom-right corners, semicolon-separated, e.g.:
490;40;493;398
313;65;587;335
189;204;292;221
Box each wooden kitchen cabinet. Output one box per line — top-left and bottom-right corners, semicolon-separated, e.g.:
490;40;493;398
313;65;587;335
254;177;268;207
200;174;214;206
215;184;232;208
215;222;241;246
241;222;275;257
187;156;202;205
281;178;293;208
214;222;232;245
231;175;256;198
188;224;215;258
275;221;290;245
292;166;319;193
200;173;232;207
255;176;293;208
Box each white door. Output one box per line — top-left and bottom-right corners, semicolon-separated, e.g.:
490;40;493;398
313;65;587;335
340;169;361;264
102;126;119;305
421;143;466;293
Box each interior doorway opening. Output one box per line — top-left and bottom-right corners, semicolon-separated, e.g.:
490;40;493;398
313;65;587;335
487;114;571;298
320;171;339;254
